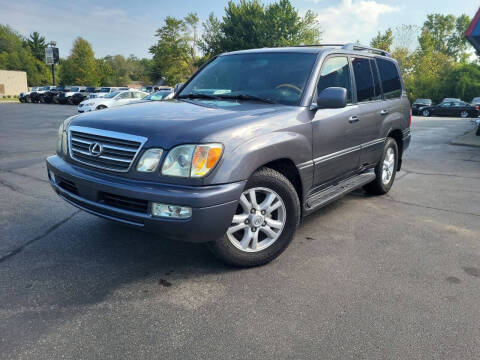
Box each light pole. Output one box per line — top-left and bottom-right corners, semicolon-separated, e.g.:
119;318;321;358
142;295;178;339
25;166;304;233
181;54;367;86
45;41;59;85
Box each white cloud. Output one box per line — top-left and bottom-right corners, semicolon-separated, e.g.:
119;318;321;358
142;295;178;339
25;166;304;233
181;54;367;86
314;0;398;44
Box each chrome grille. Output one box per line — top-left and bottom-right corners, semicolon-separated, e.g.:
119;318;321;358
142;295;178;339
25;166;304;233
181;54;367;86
68;126;147;172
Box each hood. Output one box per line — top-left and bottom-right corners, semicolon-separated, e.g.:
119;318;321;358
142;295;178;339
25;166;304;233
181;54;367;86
70;99;300;150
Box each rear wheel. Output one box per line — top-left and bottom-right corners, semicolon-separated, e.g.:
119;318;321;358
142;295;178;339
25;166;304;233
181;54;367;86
460;110;469;118
208;167;300;267
364;137;398;195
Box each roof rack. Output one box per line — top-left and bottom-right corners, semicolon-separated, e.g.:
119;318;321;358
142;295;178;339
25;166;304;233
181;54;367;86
293;43;390;57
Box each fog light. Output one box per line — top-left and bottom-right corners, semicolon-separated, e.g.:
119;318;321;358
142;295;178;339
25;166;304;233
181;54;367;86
151;203;192;219
48;170;56;183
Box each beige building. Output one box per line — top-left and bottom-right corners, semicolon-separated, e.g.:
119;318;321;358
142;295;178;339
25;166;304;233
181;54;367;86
0;70;28;96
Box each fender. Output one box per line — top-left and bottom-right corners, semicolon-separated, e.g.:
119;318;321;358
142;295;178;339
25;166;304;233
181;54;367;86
208;130;313;188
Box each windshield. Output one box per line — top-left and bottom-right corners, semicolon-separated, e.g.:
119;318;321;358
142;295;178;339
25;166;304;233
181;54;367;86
42;86;51;90
179;52;317;106
104;91;122;98
70;87;79;92
100;87;111;92
85;87;95;92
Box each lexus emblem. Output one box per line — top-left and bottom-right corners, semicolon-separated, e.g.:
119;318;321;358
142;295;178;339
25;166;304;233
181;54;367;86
89;142;103;157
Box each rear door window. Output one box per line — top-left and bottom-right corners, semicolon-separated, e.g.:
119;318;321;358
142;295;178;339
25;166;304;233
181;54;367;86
317;56;352;103
376;58;402;99
370;59;382;100
352;57;375;102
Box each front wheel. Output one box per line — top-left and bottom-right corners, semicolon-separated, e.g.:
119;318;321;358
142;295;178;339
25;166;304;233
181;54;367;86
208;167;300;267
422;109;430;117
96;105;107;110
364;137;398;195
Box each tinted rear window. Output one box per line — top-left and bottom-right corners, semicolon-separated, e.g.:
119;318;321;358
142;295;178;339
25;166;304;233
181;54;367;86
352;57;375;102
377;58;402;99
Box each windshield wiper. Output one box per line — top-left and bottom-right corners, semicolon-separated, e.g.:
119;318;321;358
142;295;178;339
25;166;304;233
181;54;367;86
216;94;277;104
177;93;220;100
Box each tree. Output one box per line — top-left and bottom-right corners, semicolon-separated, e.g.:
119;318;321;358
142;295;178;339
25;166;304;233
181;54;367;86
420;13;471;61
60;37;99;86
200;0;322;55
27;32;46;61
440;63;480;102
370;28;393;52
0;24;50;85
149;15;198;85
199;13;224;57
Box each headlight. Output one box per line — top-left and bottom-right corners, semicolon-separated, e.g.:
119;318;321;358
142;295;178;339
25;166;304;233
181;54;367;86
56;122;64;155
136;148;163;172
56;116;77;156
161;143;223;178
161;145;195;177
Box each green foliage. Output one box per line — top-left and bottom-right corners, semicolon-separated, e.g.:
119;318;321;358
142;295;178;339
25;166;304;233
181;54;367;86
419;13;471;61
370;28;393;52
441;63;480;102
0;24;50;85
27;31;47;61
378;13;476;103
96;54;153;86
200;0;322;56
59;37;100;86
149;15;198;85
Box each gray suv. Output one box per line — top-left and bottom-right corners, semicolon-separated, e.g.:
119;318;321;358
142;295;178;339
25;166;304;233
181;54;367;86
47;44;411;267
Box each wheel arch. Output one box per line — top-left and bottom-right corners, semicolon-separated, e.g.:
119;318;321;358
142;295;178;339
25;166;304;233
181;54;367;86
387;128;403;171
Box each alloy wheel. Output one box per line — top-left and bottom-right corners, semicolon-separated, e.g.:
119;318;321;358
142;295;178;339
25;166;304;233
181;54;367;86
382;147;395;185
227;187;286;252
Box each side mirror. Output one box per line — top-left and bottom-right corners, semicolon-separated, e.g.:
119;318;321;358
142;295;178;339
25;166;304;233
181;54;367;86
174;83;184;93
313;87;347;110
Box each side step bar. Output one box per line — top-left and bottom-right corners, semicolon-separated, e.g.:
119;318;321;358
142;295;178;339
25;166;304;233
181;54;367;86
305;171;376;211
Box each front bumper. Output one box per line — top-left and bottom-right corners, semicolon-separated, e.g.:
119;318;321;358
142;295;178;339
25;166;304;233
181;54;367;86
46;155;245;243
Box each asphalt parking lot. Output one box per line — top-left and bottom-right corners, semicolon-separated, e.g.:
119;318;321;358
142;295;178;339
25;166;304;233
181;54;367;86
1;103;480;359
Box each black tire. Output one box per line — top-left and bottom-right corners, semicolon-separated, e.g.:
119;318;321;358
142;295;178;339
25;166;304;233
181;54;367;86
363;137;398;195
96;105;107;110
422;109;430;117
208;167;300;267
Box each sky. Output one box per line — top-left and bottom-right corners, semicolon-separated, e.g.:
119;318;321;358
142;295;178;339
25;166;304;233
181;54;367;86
0;0;479;59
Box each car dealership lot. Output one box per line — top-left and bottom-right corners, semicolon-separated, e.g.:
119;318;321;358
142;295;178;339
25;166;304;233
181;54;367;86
1;103;480;359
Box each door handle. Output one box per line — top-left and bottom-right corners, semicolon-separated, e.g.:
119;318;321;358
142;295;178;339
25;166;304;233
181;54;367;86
380;109;389;115
348;116;359;123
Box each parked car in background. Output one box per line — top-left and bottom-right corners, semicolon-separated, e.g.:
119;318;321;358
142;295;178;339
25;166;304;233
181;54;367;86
139;89;173;101
57;86;86;104
420;100;479;118
411;98;432;115
30;86;55;103
70;87;97;105
19;86;40;103
78;90;148;112
41;85;71;104
88;87;128;99
49;44;411;267
442;98;461;103
470;97;480;106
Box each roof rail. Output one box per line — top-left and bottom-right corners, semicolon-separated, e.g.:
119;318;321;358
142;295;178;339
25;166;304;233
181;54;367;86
342;43;390;57
292;43;391;57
